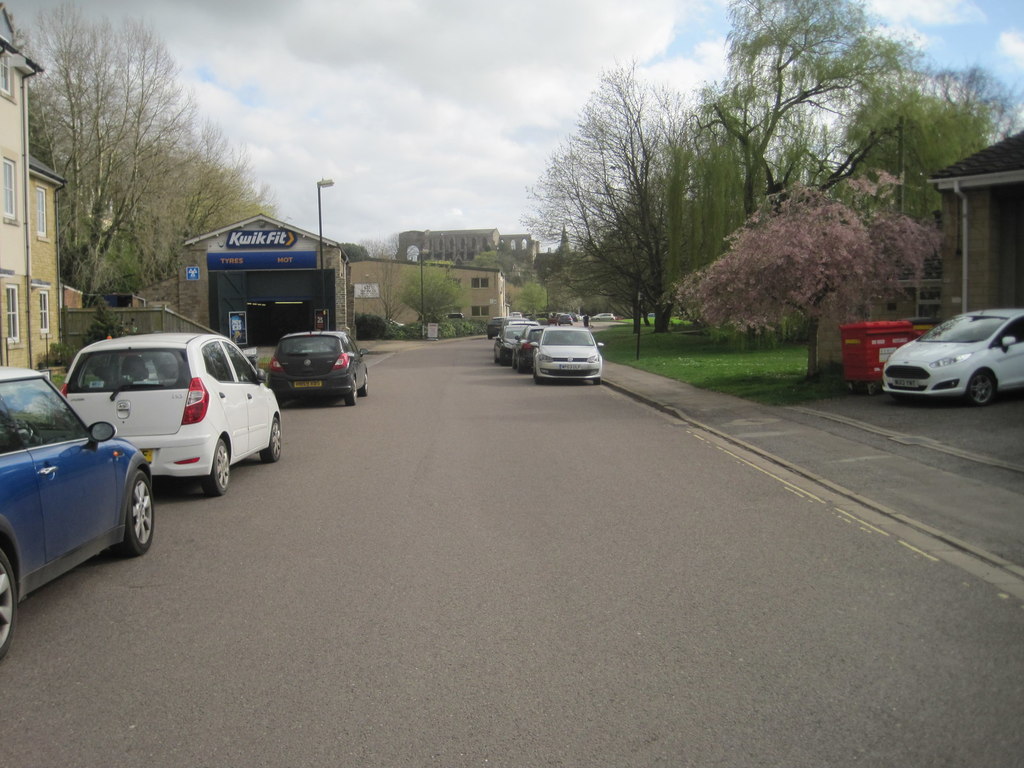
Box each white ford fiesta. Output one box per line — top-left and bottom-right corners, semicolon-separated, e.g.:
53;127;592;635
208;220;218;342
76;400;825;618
63;333;282;495
882;309;1024;406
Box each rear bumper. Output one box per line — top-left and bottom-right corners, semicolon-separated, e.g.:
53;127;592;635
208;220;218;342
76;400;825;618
269;372;356;398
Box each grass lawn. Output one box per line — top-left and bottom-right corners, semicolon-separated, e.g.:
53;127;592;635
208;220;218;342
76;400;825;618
593;322;849;406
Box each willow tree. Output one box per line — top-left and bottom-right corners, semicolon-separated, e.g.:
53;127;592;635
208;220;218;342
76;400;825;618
703;0;913;217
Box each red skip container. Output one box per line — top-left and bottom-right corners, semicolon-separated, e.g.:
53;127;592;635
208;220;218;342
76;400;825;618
839;320;917;394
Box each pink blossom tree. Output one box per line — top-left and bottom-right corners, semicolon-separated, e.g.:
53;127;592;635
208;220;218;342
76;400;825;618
680;180;941;379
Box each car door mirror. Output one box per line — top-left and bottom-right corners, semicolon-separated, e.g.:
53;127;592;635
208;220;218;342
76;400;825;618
89;421;116;443
1000;335;1018;351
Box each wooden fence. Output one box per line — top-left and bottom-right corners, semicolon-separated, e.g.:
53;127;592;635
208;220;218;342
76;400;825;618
61;306;216;352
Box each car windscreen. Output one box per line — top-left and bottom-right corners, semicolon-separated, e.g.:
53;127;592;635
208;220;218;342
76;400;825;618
65;349;189;393
542;330;594;346
918;315;1006;344
277;336;341;355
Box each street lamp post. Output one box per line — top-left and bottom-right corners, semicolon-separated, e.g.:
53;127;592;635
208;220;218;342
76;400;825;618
316;178;334;330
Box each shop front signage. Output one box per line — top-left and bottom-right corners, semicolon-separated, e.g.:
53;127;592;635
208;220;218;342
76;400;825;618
207;251;317;270
226;229;297;248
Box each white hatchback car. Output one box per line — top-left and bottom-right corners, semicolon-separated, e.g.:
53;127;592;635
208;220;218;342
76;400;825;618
63;333;282;496
882;309;1024;406
532;327;604;385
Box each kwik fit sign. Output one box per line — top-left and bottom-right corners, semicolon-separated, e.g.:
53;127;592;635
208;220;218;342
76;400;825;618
225;229;297;249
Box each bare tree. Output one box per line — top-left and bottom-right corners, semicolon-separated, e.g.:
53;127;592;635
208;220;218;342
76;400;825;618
27;5;272;295
527;64;687;332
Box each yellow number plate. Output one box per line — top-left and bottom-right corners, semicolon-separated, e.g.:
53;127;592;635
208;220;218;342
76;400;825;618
293;380;323;388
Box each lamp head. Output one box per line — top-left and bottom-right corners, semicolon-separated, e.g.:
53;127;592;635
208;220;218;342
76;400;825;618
317;178;335;189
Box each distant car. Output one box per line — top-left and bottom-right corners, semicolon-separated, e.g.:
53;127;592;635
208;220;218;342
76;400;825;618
512;326;546;373
269;331;368;407
493;322;539;365
533;327;604;385
0;367;154;662
486;317;508;339
63;332;282;497
883;308;1024;406
591;313;617;322
447;313;465;319
556;314;574;326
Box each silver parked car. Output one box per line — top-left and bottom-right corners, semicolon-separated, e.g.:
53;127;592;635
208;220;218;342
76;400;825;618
63;333;282;496
532;327;604;385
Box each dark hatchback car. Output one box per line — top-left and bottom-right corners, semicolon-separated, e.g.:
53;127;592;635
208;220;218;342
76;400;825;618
268;331;368;406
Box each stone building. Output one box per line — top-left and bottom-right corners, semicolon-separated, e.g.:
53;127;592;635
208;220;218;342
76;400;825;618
929;131;1024;316
353;259;506;322
397;228;539;265
1;8;58;369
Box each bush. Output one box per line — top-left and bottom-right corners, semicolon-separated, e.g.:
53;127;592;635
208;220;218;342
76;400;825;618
356;313;389;340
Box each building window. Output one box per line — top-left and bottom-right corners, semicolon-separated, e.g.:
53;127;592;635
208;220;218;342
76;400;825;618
3;159;15;219
39;291;50;334
6;285;19;341
0;55;10;95
36;187;47;236
471;277;489;289
471;306;489;317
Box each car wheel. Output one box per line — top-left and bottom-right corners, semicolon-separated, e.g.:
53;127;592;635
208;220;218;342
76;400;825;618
511;354;518;371
0;547;17;662
201;438;230;497
260;415;282;463
593;377;602;385
357;372;369;398
493;349;500;364
533;372;544;385
344;390;357;406
965;370;996;406
114;469;154;557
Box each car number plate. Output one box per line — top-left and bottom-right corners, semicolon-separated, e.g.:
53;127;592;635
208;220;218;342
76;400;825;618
560;363;584;370
142;449;154;463
293;380;323;388
892;379;917;388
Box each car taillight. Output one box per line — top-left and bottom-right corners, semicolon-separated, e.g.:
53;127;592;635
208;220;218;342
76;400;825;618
60;382;69;395
269;356;284;372
522;342;534;350
182;377;210;425
332;353;351;370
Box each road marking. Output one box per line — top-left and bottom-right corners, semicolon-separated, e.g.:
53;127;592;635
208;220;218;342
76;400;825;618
898;540;940;562
835;508;890;536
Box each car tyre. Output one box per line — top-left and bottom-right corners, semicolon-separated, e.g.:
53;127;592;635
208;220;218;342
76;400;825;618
113;469;154;557
0;547;17;662
357;372;368;398
533;372;544;385
260;415;282;463
201;438;230;497
344;390;357;406
965;370;996;406
593;377;602;385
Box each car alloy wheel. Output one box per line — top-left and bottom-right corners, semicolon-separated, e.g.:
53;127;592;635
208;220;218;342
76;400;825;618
115;469;154;557
201;438;231;497
966;370;996;406
260;415;282;463
0;548;16;661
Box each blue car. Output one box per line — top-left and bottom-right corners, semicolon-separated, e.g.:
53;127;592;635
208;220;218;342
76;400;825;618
0;367;153;662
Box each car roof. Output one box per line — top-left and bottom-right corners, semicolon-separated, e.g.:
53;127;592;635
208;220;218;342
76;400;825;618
279;331;348;339
78;332;225;351
0;366;47;383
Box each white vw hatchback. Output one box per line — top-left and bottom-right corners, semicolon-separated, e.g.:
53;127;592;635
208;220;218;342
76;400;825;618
63;333;282;496
532;327;604;385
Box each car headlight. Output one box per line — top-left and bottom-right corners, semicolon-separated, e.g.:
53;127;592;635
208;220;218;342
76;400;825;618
929;353;973;369
588;354;600;363
537;353;553;363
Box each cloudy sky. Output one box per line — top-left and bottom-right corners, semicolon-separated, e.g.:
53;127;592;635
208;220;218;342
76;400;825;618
16;0;1024;249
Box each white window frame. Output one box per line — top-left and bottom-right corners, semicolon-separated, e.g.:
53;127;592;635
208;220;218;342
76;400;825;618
39;290;50;334
3;159;15;220
0;54;10;96
6;285;19;342
36;187;47;236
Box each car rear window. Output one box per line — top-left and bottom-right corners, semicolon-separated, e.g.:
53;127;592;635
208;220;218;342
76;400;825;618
66;349;189;393
277;336;342;355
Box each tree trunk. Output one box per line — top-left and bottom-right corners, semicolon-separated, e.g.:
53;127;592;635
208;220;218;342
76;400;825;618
806;316;820;380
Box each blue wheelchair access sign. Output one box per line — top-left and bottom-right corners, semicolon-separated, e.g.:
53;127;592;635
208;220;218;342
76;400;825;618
186;266;200;281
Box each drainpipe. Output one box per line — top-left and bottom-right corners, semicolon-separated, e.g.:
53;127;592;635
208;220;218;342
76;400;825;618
15;52;42;365
952;179;969;313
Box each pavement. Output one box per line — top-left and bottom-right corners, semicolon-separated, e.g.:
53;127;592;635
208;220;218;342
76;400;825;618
360;336;1024;598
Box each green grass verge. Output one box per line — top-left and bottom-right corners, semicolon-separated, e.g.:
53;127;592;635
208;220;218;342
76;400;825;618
594;323;849;406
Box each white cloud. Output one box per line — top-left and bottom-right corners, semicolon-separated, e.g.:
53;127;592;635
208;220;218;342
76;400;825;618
999;30;1024;69
867;0;985;27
